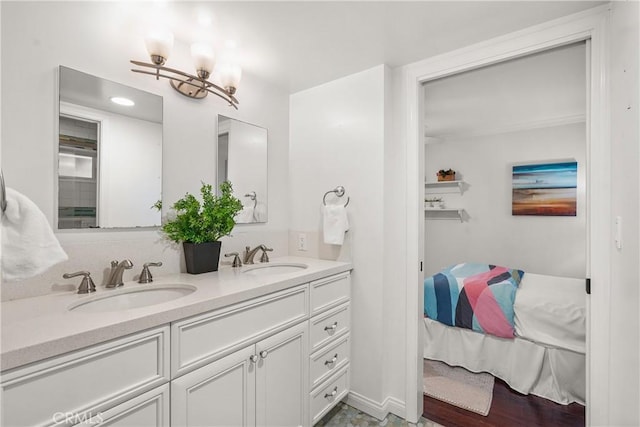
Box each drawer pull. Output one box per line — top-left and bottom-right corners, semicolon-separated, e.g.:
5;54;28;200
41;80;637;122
324;386;338;399
249;354;259;363
324;322;338;332
324;354;339;366
259;350;269;359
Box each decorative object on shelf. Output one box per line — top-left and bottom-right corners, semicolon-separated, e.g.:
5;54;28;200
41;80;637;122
512;161;577;216
425;197;443;208
155;181;243;274
437;169;456;182
131;30;241;109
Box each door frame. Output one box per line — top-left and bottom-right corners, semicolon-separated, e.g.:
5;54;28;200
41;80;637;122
402;5;611;425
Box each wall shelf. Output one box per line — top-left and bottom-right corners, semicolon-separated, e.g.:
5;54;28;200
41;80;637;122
425;180;465;194
424;208;465;222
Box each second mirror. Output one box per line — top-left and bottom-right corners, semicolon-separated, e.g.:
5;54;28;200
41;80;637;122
217;116;268;223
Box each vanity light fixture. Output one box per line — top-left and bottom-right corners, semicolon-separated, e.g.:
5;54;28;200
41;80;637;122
130;30;240;109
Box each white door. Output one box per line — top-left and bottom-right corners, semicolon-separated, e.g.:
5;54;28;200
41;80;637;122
171;345;256;427
255;322;309;427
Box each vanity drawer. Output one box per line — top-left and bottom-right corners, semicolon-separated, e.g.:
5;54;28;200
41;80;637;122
309;302;350;353
310;366;349;425
310;334;350;389
172;284;308;377
1;326;169;427
310;272;350;315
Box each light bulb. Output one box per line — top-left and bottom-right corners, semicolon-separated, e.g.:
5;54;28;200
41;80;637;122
191;43;216;79
144;30;174;65
218;64;242;94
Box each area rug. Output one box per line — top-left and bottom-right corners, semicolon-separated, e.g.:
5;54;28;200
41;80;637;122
423;359;495;416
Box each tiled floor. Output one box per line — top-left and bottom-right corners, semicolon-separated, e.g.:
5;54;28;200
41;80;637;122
316;403;442;427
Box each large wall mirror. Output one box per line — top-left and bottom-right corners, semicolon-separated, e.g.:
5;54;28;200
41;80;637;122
58;66;162;229
217;115;268;223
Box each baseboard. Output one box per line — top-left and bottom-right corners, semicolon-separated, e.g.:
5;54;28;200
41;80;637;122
385;396;407;419
345;392;406;421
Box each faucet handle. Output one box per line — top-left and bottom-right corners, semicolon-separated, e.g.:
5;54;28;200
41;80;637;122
63;271;96;294
260;246;273;263
138;262;162;284
225;252;243;267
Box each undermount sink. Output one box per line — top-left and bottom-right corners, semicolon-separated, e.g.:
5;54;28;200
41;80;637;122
68;284;196;312
242;263;308;276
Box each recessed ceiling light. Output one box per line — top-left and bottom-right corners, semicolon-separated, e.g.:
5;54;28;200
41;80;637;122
110;97;135;106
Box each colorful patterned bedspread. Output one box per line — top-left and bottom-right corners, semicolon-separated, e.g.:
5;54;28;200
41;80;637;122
424;263;525;338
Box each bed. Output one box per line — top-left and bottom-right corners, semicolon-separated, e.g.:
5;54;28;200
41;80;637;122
423;263;585;405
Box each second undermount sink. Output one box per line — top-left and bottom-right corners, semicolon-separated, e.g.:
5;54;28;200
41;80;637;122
68;284;196;313
242;263;308;276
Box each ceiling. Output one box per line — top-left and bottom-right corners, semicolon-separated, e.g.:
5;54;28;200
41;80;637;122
423;42;587;139
59;66;163;123
124;1;604;93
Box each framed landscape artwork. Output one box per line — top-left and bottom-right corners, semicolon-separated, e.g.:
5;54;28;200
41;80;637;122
512;161;577;216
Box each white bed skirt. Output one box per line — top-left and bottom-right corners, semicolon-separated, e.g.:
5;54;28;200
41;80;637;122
423;317;585;405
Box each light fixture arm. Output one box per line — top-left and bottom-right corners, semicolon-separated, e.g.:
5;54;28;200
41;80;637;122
130;60;239;109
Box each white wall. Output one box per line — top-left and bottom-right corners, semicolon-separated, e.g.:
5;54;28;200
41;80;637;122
424;123;586;278
0;2;290;300
608;1;639;424
289;65;395;413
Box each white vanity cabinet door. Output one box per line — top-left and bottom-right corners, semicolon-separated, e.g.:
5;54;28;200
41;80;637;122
1;326;169;427
74;384;169;427
171;345;256;427
171;322;309;427
255;322;308;427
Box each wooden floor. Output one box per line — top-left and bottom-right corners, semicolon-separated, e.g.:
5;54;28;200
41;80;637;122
423;378;585;427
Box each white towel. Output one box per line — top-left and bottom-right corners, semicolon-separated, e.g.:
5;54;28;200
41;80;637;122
1;188;68;281
236;206;256;223
322;204;349;245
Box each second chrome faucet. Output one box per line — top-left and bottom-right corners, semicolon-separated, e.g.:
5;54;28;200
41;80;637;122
106;259;133;288
243;245;273;264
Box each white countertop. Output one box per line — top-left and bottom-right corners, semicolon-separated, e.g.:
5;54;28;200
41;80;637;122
1;256;352;372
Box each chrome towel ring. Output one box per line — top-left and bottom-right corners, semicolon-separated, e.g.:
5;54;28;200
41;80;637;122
322;186;350;207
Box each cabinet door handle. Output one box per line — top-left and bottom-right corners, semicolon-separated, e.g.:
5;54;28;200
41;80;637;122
259;350;268;359
249;354;259;363
324;386;338;399
324;322;338;332
324;354;338;366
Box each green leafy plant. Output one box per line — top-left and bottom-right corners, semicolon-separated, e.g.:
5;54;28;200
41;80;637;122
157;181;243;244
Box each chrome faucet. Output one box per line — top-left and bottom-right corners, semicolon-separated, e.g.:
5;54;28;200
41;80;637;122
106;259;134;288
243;245;273;264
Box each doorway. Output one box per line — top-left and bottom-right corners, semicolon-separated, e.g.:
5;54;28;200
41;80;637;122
403;8;611;425
420;41;588;422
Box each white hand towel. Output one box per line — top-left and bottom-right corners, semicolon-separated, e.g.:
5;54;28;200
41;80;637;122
322;204;349;245
1;188;68;281
236;206;256;223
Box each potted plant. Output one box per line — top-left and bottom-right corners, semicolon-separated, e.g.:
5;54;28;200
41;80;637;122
156;181;243;274
437;169;456;182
